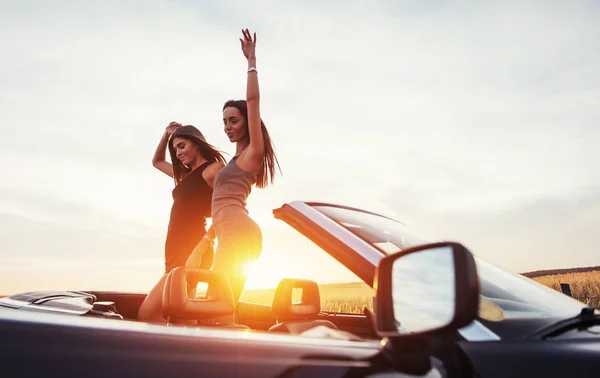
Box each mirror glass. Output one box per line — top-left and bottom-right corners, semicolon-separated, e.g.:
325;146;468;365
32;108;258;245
391;246;456;333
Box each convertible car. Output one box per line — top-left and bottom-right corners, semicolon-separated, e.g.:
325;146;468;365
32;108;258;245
1;201;599;377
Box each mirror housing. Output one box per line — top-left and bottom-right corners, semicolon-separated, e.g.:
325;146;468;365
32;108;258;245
162;268;235;322
374;242;479;341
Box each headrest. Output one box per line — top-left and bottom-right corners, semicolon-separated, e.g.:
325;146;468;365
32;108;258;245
272;278;321;321
162;268;235;321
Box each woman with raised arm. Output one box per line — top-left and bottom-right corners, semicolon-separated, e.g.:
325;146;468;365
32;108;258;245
186;29;280;304
138;122;225;323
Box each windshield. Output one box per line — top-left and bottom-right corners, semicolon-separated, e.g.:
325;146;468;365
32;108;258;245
312;204;586;323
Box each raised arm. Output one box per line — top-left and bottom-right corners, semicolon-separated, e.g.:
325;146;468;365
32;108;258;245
240;29;264;163
152;122;181;178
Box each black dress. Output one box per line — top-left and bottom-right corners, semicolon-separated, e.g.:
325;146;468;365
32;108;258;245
164;162;213;273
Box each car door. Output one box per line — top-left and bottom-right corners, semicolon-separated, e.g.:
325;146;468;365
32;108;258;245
0;309;384;378
457;336;600;378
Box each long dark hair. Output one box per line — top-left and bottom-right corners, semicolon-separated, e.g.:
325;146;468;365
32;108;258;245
168;125;226;185
223;100;281;188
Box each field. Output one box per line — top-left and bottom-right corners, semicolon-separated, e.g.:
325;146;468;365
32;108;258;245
532;270;600;307
240;282;374;314
241;270;600;315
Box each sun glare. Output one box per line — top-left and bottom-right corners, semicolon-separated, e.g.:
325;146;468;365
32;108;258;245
244;261;281;290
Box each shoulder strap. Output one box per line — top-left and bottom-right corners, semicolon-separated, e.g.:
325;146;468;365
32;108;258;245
198;161;213;172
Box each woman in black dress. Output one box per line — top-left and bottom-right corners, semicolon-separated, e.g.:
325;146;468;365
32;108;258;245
138;122;225;323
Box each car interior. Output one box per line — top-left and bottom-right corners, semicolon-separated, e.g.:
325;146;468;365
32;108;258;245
85;268;379;340
0;267;377;340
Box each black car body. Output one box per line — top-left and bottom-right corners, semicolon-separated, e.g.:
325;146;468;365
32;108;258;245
2;201;599;377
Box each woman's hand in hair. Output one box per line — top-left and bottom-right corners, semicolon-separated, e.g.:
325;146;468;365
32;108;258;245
154;122;180;178
240;28;256;62
165;121;181;137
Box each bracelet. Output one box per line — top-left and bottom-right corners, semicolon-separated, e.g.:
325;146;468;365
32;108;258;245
247;66;258;74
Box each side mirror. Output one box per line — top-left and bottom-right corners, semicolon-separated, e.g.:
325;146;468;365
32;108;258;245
162;268;235;323
374;242;479;340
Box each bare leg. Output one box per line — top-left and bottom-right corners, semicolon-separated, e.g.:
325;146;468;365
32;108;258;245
137;273;169;324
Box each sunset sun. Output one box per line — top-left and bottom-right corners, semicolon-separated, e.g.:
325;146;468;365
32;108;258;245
243;260;281;290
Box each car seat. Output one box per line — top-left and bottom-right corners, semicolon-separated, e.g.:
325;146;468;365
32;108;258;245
268;278;338;334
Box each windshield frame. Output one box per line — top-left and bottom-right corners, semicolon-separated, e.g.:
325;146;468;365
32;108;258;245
308;202;441;253
308;203;587;325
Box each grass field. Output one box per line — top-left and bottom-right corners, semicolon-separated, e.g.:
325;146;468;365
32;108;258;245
532;270;600;307
240;270;600;314
240;282;374;314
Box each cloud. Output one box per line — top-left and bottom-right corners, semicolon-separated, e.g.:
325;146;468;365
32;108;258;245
383;188;600;273
0;1;598;294
0;188;164;260
0;188;168;294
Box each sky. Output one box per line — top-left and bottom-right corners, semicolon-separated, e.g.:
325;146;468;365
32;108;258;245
0;1;598;294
